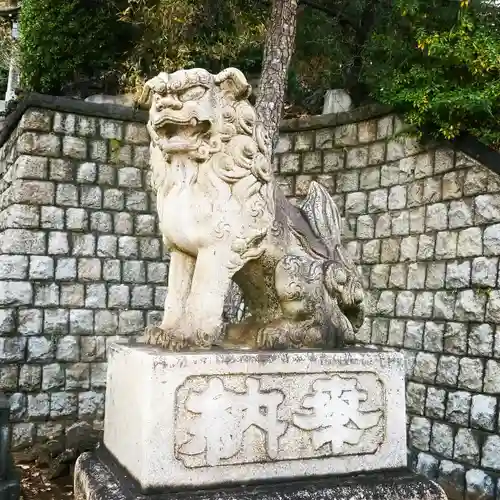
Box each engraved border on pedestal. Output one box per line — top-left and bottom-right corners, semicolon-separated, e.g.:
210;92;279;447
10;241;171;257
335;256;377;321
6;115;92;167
174;371;386;468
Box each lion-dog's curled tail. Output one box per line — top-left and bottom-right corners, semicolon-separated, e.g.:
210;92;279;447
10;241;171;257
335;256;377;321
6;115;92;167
300;181;365;345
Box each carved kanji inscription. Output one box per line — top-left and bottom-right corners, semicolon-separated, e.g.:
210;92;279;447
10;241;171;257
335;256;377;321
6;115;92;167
174;372;385;467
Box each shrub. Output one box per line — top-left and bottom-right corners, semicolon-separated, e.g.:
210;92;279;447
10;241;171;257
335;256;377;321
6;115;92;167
19;0;132;94
117;0;267;95
364;0;500;146
0;17;14;98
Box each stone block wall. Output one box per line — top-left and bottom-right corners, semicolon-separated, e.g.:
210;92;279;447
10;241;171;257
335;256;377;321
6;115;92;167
274;115;500;500
1;97;500;499
0;103;166;455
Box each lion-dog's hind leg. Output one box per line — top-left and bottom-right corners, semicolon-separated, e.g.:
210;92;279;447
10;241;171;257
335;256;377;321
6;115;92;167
145;249;196;350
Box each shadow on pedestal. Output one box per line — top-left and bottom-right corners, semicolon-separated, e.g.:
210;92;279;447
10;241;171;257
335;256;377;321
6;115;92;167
74;447;447;500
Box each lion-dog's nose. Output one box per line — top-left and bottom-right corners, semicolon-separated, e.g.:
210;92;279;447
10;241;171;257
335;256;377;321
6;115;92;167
156;94;183;111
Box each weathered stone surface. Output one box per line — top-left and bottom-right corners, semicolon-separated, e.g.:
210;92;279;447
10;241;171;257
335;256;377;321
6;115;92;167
423;322;443;352
445;261;470;289
436;356;459;386
482;435;500;469
483;360;500;394
413;353;437;383
457;227;482;257
409;417;430;451
454;428;480;465
455;290;486;321
18;132;61;156
470;394;496;431
433;292;455;321
435;232;457;259
446;391;471;426
472;257;498;287
466;469;495;500
458;357;484;391
406;382;425;415
104;344;406;490
75;450;447;500
483;223;500;255
431;423;453;458
442;171;462;200
443;322;467;354
63;136;87;159
391;211;409;236
469;323;493;357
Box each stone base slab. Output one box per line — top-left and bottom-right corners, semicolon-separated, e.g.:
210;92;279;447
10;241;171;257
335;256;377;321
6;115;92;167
104;343;406;491
74;448;448;500
0;474;21;500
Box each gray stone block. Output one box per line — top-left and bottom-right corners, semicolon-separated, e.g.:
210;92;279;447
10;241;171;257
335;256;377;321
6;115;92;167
454;428;480;465
482;435;500;469
90;212;113;233
66;208;89;230
446;391;471;426
81;337;106;363
470;394;496;431
63;136;87;159
430;422;453;458
466;469;494;500
47;232;70;255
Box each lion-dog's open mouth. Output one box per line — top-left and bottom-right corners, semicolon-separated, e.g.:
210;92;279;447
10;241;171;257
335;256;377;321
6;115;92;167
153;115;211;153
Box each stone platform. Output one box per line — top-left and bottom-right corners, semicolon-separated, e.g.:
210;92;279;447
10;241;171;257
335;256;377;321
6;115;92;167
103;343;407;492
74;447;448;500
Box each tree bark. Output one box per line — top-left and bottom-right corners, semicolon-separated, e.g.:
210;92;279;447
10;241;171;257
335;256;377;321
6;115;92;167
224;0;298;322
255;0;299;156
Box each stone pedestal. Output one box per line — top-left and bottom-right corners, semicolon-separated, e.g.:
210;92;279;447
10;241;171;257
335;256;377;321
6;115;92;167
103;344;406;492
74;448;447;500
74;342;447;500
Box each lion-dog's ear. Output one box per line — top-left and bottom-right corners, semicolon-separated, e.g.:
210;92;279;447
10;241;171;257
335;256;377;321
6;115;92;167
214;68;252;100
137;73;169;109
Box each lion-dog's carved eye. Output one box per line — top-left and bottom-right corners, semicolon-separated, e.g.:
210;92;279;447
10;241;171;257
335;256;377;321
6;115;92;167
178;86;207;102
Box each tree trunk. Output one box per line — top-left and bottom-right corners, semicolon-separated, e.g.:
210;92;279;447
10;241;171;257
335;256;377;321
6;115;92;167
255;0;299;156
224;0;298;324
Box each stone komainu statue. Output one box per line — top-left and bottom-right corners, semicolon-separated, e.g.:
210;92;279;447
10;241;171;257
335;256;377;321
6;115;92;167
139;67;365;351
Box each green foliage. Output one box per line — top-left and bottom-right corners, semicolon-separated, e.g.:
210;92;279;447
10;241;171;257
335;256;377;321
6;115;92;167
364;0;500;146
15;0;500;146
286;1;399;113
285;0;500;146
0;17;14;70
19;0;132;94
0;18;13;99
118;0;267;94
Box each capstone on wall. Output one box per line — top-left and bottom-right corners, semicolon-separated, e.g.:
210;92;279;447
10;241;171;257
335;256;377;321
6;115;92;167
0;105;167;457
1;99;499;500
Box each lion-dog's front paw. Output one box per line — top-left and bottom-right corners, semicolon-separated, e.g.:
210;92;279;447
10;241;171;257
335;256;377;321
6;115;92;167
143;325;192;351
